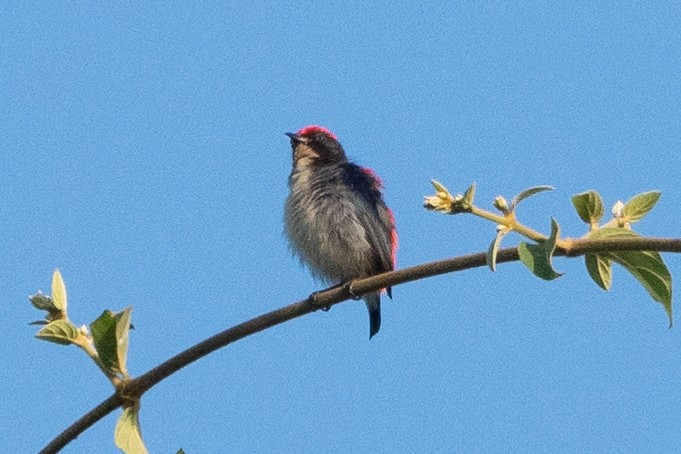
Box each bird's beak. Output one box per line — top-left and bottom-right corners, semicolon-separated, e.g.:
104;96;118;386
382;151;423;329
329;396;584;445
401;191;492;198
286;132;306;144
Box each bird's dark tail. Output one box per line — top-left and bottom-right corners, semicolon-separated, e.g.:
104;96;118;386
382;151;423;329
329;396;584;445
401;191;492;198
365;292;381;339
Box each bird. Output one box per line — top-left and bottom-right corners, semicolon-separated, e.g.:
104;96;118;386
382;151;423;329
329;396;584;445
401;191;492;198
284;125;397;338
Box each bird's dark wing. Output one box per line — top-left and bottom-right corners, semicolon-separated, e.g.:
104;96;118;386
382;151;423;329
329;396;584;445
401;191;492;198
343;164;397;282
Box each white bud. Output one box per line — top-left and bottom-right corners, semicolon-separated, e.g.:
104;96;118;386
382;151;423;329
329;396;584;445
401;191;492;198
493;196;509;214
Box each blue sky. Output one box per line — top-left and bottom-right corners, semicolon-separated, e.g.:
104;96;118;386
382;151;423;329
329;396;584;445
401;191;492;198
3;2;681;453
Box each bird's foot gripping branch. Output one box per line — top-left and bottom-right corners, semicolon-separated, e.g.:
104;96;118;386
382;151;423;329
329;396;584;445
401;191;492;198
424;181;672;326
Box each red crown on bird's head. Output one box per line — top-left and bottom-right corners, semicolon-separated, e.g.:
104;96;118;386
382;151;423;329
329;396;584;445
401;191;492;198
297;125;338;141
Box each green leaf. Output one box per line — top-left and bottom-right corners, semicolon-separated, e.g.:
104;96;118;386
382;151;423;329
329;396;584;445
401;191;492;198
114;407;148;454
588;228;672;326
610;250;672;326
462;182;476;206
622;191;661;223
518;218;563;280
487;229;509;272
511;185;554;210
115;307;132;376
51;269;68;314
36;320;80;345
29;290;63;321
587;227;639;240
91;307;132;376
572;191;604;226
91;311;117;371
29;291;53;311
585;254;612;291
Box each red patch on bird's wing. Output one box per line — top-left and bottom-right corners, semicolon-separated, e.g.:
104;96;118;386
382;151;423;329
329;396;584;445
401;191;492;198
382;209;398;298
297;125;338;140
360;167;384;189
388;208;398;267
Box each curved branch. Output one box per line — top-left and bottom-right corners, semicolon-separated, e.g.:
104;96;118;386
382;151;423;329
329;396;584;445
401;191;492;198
39;394;122;454
40;236;681;453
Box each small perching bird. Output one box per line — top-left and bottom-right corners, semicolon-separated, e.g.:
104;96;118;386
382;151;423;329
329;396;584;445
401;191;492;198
284;125;397;338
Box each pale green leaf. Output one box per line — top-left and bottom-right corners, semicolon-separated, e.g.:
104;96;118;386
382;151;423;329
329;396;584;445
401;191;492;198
622;191;661;223
51;269;67;314
487;229;508;272
115;307;132;376
572;191;604;226
518;218;563;281
114;407;148;454
430;180;449;194
518;243;550;280
462;182;476;206
607;250;672;326
511;185;554;210
587;227;639;240
36;320;80;345
585;254;611;291
587;228;672;326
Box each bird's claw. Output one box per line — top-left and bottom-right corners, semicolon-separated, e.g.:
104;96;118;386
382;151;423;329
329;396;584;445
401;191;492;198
308;290;332;312
346;281;361;300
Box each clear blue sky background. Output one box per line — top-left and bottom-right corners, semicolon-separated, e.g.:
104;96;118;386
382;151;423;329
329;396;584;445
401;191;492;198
3;2;681;453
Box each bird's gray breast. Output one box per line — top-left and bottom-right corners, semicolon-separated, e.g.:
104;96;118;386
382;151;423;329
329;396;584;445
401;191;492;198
285;166;374;283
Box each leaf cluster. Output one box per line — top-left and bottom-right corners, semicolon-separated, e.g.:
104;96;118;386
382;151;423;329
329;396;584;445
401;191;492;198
426;183;671;326
30;270;145;453
572;191;671;325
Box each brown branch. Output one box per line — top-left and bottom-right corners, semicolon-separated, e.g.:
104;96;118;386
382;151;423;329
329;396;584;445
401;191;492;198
39;236;681;453
39;394;122;454
561;237;681;256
